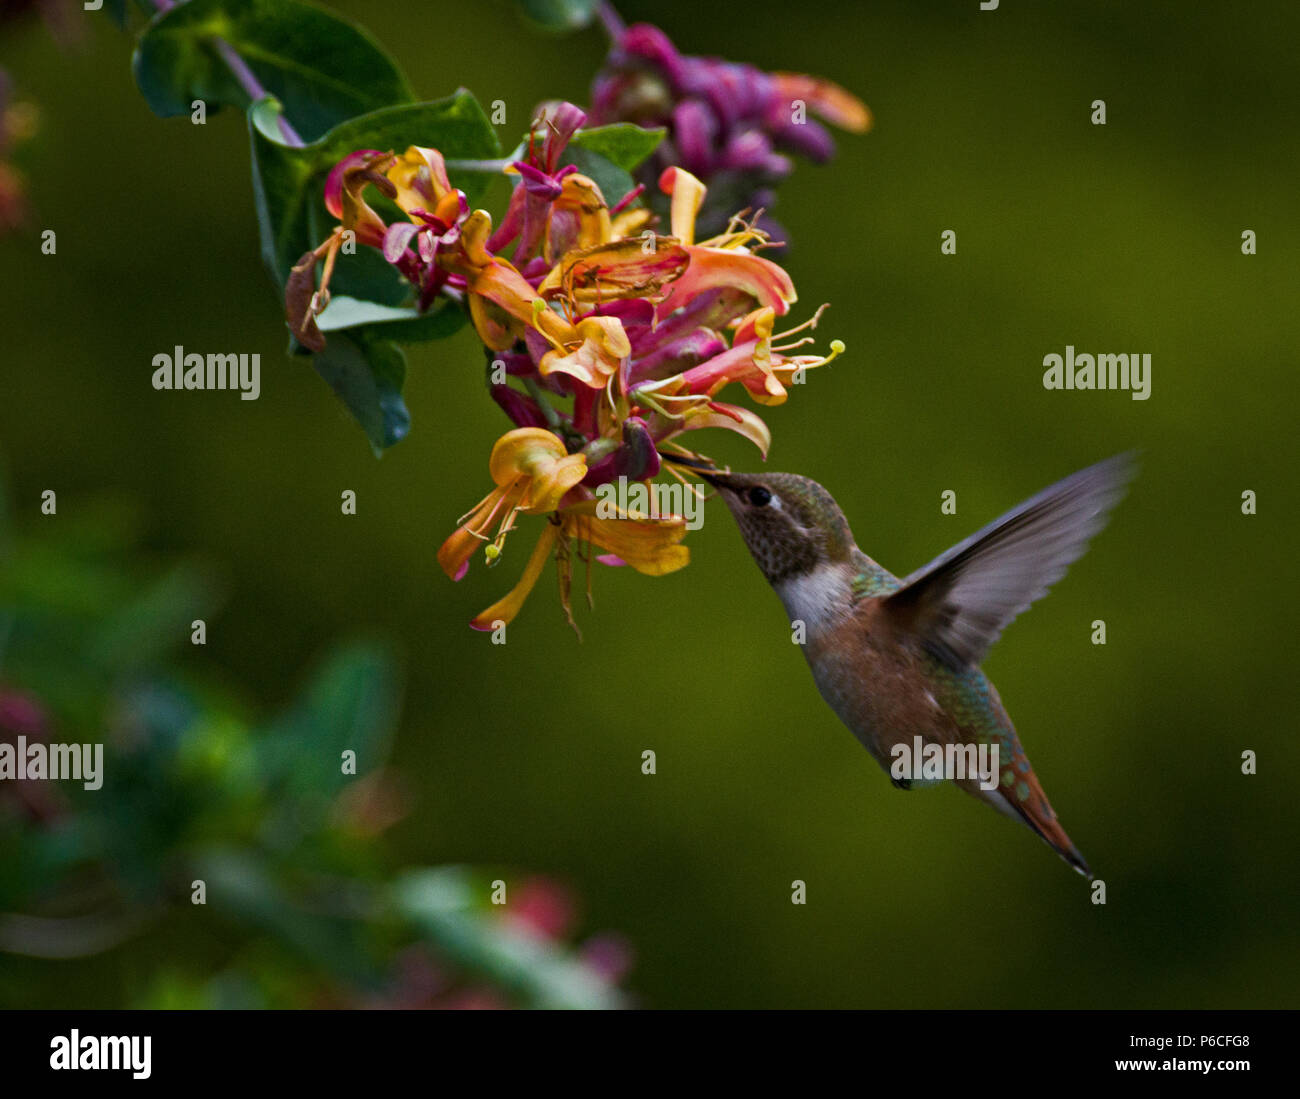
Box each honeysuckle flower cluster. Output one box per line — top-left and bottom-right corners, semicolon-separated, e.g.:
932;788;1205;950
588;14;871;240
288;93;849;631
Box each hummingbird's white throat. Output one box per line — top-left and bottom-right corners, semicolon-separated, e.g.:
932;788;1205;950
774;563;848;635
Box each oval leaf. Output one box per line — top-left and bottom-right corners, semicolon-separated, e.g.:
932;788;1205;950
570;123;665;172
559;145;637;209
311;331;411;453
134;0;415;141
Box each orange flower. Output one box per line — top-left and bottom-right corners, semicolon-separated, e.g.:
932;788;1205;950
537;315;632;388
438;428;587;581
675;305;844;406
536;237;690;305
468;501;690;631
652;167;796;317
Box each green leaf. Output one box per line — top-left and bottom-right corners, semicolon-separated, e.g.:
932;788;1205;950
570;124;665;172
316;295;467;344
310;332;411;453
559;125;665;206
133;0;415;142
88;564;216;674
561;145;637;208
249;92;500;290
515;0;600;32
313;296;436;332
191;849;381;984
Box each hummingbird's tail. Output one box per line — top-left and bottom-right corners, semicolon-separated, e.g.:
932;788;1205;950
999;790;1092;879
1024;809;1092;879
965;770;1093;878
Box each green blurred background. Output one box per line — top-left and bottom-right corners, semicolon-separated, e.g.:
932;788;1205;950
1;0;1297;1007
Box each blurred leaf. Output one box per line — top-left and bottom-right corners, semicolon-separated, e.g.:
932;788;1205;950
255;641;399;806
0;545;135;620
571;124;665;172
310;332;411;454
88;564;215;674
390;867;623;1009
192;849;380;984
173;713;263;804
137;970;226;1010
515;0;600;32
0;909;157;960
91;683;226;893
0;827;93;909
132;0;415;141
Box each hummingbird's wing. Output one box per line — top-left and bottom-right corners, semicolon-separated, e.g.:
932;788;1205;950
883;454;1135;670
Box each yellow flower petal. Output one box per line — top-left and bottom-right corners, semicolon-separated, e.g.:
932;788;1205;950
610;207;654;240
469;292;519;351
488;428;566;484
536;237;690;304
451;211;577;350
386;145;453;214
437;482;524;580
538;315;631;388
658;167;706;245
337;153;395;248
486;428;587;513
469;521;560;630
560;502;691;576
524;452;587;514
677;402;773;458
546;173;613;261
657;247;796;317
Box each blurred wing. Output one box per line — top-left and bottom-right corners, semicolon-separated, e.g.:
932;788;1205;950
883;454;1135;670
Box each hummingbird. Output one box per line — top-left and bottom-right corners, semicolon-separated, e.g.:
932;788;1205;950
695;455;1134;877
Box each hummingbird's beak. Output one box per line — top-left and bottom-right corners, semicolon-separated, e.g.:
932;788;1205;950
695;468;741;492
662;453;734;490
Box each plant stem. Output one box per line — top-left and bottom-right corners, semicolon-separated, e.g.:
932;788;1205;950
444;157;514;174
147;0;304;147
523;376;563;431
596;1;625;41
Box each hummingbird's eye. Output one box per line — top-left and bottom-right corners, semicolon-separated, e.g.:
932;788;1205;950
748;486;773;507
